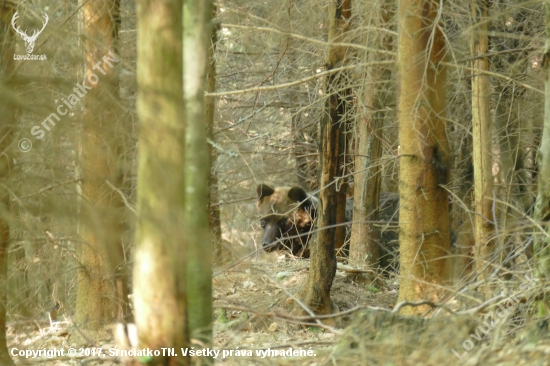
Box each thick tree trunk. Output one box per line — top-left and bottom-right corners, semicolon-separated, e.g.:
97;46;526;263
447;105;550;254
533;3;550;315
76;0;129;328
299;0;351;318
134;0;188;364
470;0;495;295
349;1;392;268
396;0;450;316
184;0;214;347
0;3;15;364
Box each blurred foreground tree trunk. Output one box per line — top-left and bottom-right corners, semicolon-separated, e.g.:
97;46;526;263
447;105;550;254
533;2;550;315
134;0;188;364
349;1;392;268
470;0;495;295
396;0;450;316
0;2;16;364
299;0;351;319
184;0;214;347
76;0;129;328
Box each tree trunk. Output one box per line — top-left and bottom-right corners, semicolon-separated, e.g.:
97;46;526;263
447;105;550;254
288;4;318;192
292;117;318;191
396;0;450;316
206;6;223;265
331;2;352;254
299;0;351;319
349;1;392;268
533;2;550;315
494;91;524;280
76;0;129;328
0;4;16;364
184;0;214;347
335;126;351;255
134;0;188;364
470;0;495;295
452;135;475;284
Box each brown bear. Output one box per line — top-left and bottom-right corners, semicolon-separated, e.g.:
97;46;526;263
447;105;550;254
257;183;402;267
256;183;317;257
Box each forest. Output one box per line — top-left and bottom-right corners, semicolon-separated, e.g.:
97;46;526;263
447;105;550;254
0;0;550;365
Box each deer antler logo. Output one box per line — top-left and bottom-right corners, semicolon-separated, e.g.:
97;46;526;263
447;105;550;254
11;11;49;54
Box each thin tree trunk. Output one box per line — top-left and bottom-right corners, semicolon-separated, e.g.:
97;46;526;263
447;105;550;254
76;0;129;328
206;5;223;265
299;0;351;319
349;1;392;268
470;0;495;295
396;0;451;316
494;93;522;280
292;114;308;189
134;0;188;364
0;3;16;363
495;96;523;194
184;0;214;347
335;125;351;255
453;136;476;284
288;4;318;191
533;2;550;315
332;2;352;254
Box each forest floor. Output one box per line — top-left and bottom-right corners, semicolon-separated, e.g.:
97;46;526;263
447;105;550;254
212;253;398;365
7;253;550;365
6;253;397;365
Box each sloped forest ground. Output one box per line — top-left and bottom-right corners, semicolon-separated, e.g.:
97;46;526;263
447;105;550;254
7;250;550;366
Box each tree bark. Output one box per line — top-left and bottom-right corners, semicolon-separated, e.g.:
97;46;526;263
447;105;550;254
184;0;214;348
76;0;129;328
299;0;351;319
533;2;550;316
349;1;392;268
470;0;495;295
0;3;16;364
396;0;451;316
134;0;188;364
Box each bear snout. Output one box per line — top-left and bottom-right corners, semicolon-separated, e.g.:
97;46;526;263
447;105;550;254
261;219;285;251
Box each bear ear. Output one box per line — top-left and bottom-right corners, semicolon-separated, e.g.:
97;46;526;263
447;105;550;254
288;186;310;208
257;184;275;200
